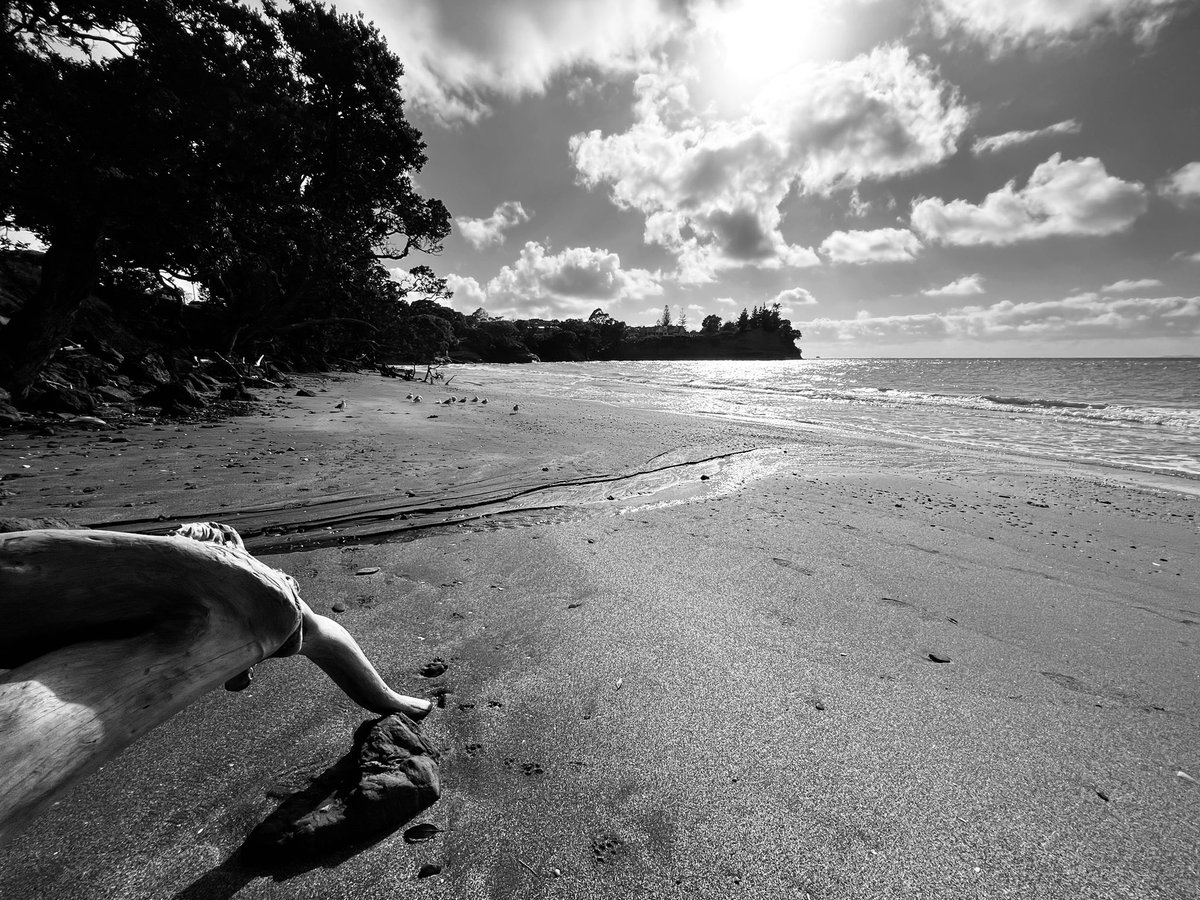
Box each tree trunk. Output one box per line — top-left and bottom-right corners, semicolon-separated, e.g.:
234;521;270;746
0;224;102;401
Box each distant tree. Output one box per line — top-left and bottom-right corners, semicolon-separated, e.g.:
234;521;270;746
589;308;615;325
678;309;688;330
701;314;721;334
737;307;750;331
391;313;453;364
658;304;672;328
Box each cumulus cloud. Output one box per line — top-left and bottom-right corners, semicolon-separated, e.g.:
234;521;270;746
445;273;488;309
911;154;1148;246
348;0;682;124
1172;250;1200;263
1159;162;1200;206
449;241;662;319
571;45;968;281
971;119;1081;156
923;274;985;296
800;292;1200;344
773;287;818;307
1102;277;1163;292
455;201;532;249
924;0;1185;52
820;228;922;264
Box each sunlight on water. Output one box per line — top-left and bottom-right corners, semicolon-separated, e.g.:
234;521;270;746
467;358;1200;481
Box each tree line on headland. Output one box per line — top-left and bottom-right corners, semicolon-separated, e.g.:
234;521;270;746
0;2;798;416
429;303;801;364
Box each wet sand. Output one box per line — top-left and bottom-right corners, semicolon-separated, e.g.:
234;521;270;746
1;369;1197;899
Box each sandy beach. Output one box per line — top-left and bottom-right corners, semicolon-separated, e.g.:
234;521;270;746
1;368;1197;899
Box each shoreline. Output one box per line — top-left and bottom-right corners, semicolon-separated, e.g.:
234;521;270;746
1;370;1197;899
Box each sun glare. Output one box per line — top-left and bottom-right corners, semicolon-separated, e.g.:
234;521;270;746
694;0;846;111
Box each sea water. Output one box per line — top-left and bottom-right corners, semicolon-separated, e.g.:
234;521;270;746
467;358;1200;484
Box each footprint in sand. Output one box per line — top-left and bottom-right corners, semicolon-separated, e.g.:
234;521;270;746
591;833;628;865
420;659;448;678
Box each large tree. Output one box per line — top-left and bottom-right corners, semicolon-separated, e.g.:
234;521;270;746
195;1;449;354
0;0;448;397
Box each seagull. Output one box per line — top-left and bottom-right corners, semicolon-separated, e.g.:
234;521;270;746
334;399;345;410
413;395;422;403
513;404;519;412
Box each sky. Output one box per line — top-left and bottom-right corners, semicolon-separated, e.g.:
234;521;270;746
341;0;1200;357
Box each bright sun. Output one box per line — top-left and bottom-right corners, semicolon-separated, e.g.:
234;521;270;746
694;0;846;111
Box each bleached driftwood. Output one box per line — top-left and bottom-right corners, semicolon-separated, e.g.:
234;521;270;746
0;524;431;844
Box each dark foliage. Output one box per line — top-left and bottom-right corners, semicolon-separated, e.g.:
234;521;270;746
0;0;450;397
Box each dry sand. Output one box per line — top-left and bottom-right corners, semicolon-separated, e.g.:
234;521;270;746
0;369;1197;899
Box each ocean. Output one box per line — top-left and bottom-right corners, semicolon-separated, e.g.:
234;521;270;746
463;358;1200;486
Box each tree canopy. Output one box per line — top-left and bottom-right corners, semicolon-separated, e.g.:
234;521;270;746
0;0;450;396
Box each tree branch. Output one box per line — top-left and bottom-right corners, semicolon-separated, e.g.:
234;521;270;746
275;317;379;333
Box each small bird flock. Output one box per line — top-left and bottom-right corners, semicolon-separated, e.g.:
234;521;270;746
401;394;491;406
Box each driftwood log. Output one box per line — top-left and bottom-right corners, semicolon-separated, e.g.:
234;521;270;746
0;524;431;844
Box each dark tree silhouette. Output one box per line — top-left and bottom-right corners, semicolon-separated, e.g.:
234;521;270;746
0;0;449;396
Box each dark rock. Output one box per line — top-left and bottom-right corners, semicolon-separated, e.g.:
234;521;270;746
70;296;149;359
94;385;135;404
90;340;125;366
296;389;317;397
122;351;172;386
220;384;259;402
0;516;85;533
417;863;442;879
138;381;205;409
56;349;117;387
187;372;221;393
243;714;440;863
25;382;97;414
0;400;22;425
